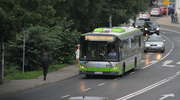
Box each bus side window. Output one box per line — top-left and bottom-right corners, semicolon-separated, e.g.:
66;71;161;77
118;41;123;61
122;39;129;59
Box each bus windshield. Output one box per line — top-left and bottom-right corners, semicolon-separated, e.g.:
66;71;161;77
80;41;119;61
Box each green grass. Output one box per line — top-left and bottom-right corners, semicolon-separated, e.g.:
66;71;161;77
5;64;68;80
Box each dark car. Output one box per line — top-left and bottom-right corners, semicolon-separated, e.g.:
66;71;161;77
134;19;145;30
143;21;160;36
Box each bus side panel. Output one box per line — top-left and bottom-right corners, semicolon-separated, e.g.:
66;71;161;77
79;61;122;75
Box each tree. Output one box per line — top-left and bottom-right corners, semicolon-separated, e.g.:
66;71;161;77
0;6;14;83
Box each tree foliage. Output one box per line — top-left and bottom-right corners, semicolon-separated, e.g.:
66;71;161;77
0;0;149;71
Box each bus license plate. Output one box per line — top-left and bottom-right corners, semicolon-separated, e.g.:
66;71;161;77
94;72;103;74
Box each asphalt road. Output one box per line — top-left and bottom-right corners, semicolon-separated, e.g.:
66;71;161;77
0;26;180;100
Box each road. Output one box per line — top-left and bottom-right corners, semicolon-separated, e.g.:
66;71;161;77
0;24;180;100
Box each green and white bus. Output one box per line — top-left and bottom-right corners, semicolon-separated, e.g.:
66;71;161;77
79;27;144;76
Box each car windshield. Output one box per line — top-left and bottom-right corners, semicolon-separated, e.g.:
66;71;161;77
147;36;163;42
145;22;158;27
152;8;160;11
135;20;145;25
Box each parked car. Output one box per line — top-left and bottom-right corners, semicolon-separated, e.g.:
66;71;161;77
138;12;150;21
143;21;160;36
144;34;165;53
150;8;162;16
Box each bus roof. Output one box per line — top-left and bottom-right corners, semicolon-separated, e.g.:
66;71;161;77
82;27;142;40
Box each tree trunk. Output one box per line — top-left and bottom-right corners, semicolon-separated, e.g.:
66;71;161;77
0;41;4;84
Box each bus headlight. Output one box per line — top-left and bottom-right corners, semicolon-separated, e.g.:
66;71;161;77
80;65;85;69
145;28;148;31
156;27;160;30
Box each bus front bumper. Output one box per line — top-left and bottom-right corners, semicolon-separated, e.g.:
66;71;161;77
79;71;119;76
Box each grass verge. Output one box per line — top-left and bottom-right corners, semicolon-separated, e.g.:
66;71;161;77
5;64;68;80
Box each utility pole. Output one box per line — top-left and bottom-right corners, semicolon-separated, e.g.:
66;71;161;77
109;15;112;28
22;29;26;73
0;41;5;84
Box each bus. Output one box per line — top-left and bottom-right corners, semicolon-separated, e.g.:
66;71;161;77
79;27;144;76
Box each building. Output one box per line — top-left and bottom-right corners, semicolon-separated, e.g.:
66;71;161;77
176;0;180;14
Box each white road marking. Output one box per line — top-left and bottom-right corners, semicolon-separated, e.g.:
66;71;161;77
97;83;105;86
84;88;91;92
61;95;71;99
116;71;180;100
162;60;175;68
160;28;180;34
143;35;174;69
176;61;180;64
130;72;135;75
151;60;158;64
140;60;145;63
159;93;175;100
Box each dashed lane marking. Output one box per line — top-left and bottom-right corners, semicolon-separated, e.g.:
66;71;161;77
162;60;175;68
97;83;105;86
84;88;91;92
176;61;180;64
130;72;135;75
151;60;158;64
61;95;71;99
140;60;145;63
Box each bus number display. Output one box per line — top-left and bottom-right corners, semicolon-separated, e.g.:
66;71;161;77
85;36;114;41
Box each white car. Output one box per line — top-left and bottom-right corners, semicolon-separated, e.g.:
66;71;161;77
144;35;165;53
138;12;150;21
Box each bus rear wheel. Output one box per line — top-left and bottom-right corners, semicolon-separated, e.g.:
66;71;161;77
134;57;137;69
85;74;92;78
122;62;126;75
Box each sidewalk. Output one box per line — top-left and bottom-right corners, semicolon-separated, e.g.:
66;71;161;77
156;14;180;28
0;65;79;96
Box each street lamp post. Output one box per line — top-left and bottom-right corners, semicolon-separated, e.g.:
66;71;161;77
22;29;26;73
109;15;112;28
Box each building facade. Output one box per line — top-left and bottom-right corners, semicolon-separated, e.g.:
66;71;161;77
176;0;180;14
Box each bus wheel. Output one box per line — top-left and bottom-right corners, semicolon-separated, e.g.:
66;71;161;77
122;62;126;75
85;74;92;78
134;57;137;69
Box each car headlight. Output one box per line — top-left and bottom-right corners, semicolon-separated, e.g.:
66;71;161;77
156;27;160;30
145;28;148;30
145;44;150;46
